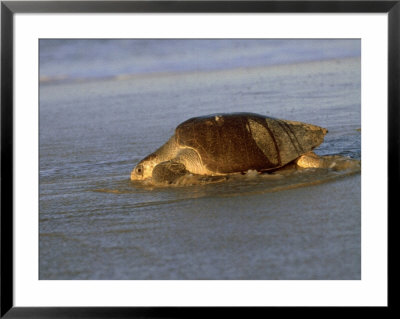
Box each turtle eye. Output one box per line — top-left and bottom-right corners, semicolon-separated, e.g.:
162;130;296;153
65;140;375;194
136;165;143;175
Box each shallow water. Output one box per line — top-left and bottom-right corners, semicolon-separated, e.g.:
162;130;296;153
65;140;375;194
39;40;360;280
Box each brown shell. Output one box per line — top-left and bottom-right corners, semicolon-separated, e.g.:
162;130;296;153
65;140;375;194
175;113;327;174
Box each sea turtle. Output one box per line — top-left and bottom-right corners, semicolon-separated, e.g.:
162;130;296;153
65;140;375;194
130;112;328;184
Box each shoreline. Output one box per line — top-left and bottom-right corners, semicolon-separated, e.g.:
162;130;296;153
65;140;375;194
39;55;361;86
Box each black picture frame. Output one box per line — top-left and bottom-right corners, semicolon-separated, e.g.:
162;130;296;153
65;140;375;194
1;1;396;318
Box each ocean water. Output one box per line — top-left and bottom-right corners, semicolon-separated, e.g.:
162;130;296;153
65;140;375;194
39;39;361;279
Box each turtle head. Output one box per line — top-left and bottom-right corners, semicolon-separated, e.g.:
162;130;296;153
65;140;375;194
130;154;159;181
131;135;179;181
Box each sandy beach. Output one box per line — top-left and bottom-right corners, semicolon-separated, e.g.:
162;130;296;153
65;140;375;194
40;40;360;279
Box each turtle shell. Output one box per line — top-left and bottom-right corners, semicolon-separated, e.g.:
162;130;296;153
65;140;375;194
175;112;327;174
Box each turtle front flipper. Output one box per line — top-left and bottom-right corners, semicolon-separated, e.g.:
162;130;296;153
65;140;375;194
152;161;188;184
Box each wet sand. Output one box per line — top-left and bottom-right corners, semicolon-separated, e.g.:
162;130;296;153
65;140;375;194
40;57;361;279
